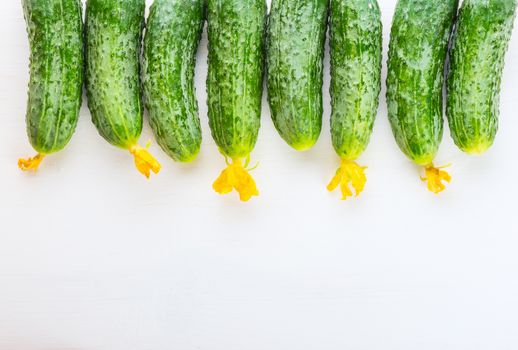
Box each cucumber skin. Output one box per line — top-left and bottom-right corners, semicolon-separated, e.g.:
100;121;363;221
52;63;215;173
22;0;84;155
85;0;145;149
446;0;517;154
330;0;382;160
206;0;267;159
143;0;204;162
386;0;459;165
267;0;328;151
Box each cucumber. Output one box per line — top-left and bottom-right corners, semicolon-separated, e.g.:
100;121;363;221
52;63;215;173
266;0;328;151
207;0;267;201
386;0;458;193
327;0;382;200
19;0;84;171
85;0;160;178
446;0;517;155
142;0;204;163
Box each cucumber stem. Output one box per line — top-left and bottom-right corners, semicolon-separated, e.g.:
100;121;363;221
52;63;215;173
421;164;451;194
327;159;367;200
213;157;259;202
18;153;45;172
129;144;161;179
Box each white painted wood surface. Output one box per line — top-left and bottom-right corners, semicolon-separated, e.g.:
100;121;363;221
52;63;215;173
1;1;517;349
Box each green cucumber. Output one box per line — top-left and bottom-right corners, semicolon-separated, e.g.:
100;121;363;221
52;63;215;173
19;0;84;171
446;0;517;155
266;0;328;151
207;0;267;201
142;0;204;163
386;0;458;193
327;0;382;199
86;0;160;178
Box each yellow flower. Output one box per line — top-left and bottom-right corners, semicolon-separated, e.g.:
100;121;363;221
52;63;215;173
327;159;367;200
421;164;452;194
129;143;161;179
18;153;45;172
213;157;259;202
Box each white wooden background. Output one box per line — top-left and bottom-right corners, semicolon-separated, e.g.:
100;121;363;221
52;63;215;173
1;1;518;349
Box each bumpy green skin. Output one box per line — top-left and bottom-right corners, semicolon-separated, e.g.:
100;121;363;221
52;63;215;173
386;0;458;165
267;0;328;151
446;0;517;155
85;0;145;149
22;0;83;155
143;0;204;162
330;0;382;160
206;0;266;159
